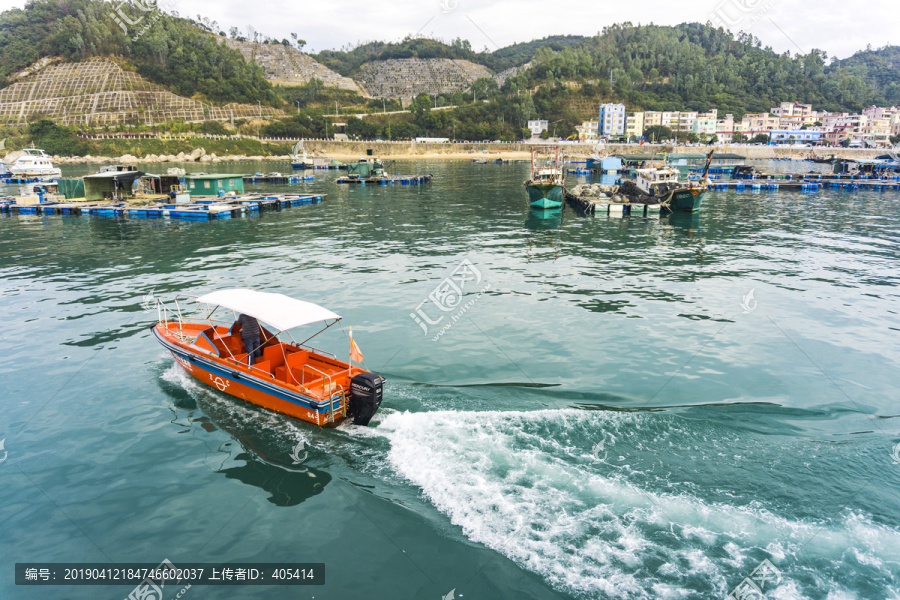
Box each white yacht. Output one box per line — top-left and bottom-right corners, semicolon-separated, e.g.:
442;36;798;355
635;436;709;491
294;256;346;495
9;148;62;178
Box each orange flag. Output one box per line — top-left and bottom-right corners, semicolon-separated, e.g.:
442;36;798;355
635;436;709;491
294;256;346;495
349;327;363;363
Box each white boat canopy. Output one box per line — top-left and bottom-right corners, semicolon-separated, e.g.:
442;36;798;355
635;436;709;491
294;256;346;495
197;288;341;331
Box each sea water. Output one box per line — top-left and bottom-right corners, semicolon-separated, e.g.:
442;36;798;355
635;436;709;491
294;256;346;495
0;159;898;599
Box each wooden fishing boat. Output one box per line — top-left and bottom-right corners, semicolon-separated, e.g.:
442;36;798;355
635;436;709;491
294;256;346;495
525;145;566;209
152;289;384;427
633;151;713;212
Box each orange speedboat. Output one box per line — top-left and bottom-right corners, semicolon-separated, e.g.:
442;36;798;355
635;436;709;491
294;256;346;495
152;289;383;427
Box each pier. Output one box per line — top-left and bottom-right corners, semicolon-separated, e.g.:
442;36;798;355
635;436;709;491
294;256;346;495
243;174;314;183
335;174;432;185
565;189;663;215
0;193;325;220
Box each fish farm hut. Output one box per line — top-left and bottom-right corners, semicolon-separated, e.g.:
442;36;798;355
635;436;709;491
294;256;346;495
184;174;245;195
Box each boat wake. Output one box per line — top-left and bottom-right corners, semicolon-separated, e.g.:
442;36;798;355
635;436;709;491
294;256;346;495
161;364;900;598
374;409;900;599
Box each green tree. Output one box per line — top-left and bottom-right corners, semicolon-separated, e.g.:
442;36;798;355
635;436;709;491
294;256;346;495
643;125;673;141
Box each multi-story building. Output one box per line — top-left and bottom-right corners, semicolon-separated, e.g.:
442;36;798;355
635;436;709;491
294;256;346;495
598;103;626;137
692;117;717;136
862;106;898;122
661;111;679;130
527;119;549;138
772;101;813;119
824;125;854;146
625;112;644;139
643;111;662;128
769;130;821;144
741;113;780;132
855;119;892;146
576;121;599;142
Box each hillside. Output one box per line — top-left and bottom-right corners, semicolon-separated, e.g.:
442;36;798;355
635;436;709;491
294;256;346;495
0;58;284;126
221;38;368;95
0;0;277;106
359;58;492;98
829;45;900;106
511;23;881;115
314;37;486;77
489;35;587;71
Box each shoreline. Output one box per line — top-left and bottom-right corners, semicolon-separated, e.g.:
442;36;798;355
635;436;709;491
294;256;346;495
10;141;889;165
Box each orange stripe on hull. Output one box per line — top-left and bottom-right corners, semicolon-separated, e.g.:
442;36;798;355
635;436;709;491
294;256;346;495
171;351;335;427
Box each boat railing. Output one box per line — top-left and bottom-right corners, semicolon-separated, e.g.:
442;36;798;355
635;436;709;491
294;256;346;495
297;343;337;359
298;363;342;410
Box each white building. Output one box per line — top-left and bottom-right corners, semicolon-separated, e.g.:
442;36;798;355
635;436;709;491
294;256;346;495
598;103;626;137
527;120;549;138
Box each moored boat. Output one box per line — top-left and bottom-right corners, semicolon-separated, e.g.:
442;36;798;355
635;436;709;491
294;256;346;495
153;289;384;427
633;151;712;212
290;142;313;169
525;145;566;209
9;148;61;178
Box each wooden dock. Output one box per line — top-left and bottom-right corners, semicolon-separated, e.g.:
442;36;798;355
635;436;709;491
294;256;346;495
565;190;663;216
243;175;315;183
0;193;325;220
335;174;432;185
710;178;900;191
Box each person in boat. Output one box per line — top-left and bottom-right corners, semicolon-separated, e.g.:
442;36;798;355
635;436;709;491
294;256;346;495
234;313;262;365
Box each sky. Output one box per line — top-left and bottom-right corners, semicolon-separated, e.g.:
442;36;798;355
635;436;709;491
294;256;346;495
0;0;894;61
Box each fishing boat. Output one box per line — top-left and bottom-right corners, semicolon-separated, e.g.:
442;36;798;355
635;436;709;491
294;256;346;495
525;145;566;209
290;142;313;169
9;148;62;178
0;159;10;177
152;289;384;427
633;151;712;212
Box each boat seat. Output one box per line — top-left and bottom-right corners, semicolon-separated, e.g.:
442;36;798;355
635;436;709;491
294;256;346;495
285;350;310;369
193;327;221;355
249;360;272;377
262;344;289;370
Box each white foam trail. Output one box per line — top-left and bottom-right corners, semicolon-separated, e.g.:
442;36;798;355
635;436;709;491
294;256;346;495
375;409;900;599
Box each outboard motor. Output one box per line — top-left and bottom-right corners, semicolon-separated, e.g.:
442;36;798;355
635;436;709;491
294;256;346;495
348;372;383;426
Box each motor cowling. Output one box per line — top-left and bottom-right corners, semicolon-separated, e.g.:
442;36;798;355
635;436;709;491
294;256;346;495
349;373;383;426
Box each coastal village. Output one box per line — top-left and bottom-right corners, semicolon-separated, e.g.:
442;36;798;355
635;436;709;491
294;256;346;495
568;101;900;146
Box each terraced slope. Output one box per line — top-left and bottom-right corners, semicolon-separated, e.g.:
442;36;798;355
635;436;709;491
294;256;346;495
0;58;284;126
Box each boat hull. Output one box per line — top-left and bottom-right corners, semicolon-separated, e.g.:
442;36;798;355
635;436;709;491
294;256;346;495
153;324;353;427
668;188;705;212
526;182;565;208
